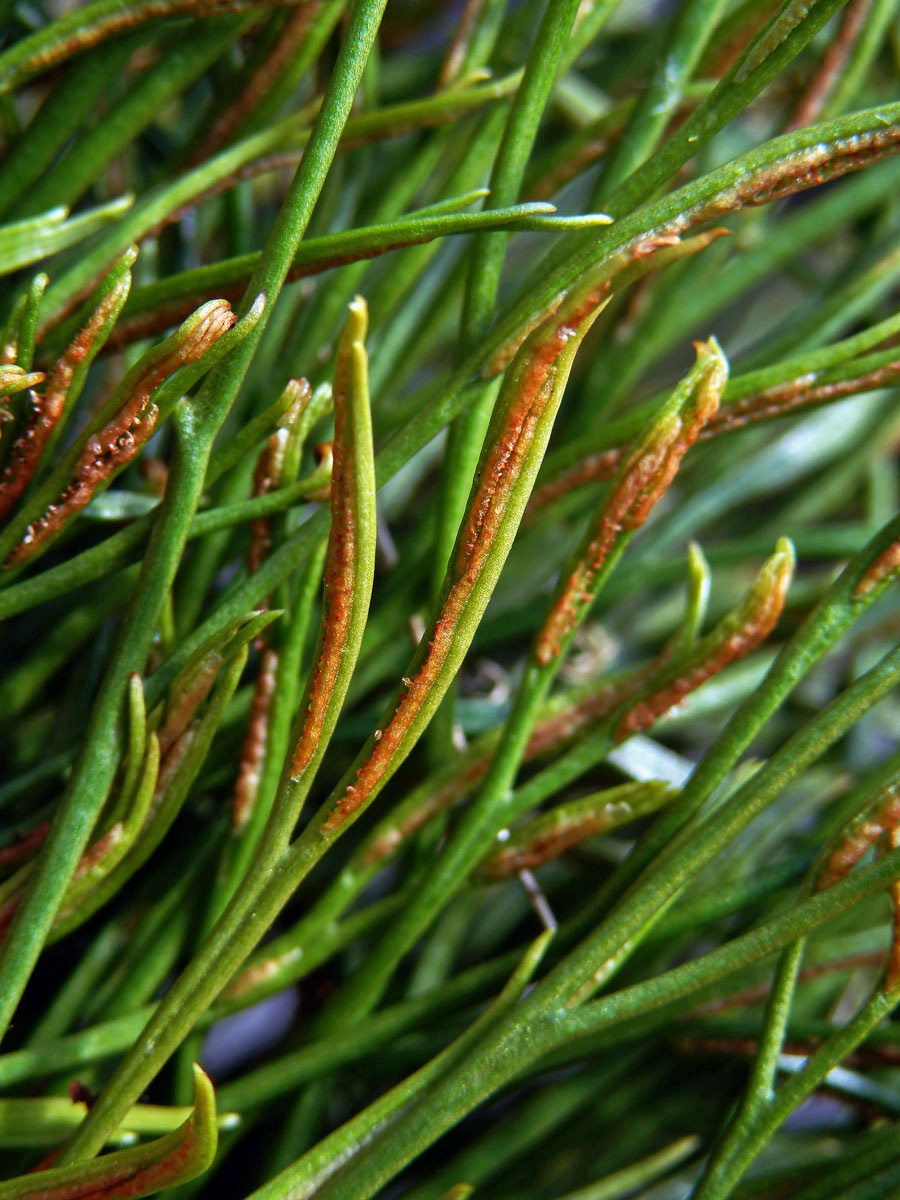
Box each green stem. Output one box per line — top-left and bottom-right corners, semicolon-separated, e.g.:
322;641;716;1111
261;844;900;1200
52;3;387;1156
693;984;900;1198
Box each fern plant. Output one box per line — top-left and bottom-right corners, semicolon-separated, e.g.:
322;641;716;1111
3;0;900;1196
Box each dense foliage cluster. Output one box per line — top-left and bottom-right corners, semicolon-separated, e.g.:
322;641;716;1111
4;1;900;1196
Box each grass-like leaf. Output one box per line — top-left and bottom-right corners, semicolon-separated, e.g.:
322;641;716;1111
5;4;900;1199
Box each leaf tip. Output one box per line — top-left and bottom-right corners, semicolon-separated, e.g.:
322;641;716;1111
347;295;369;340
